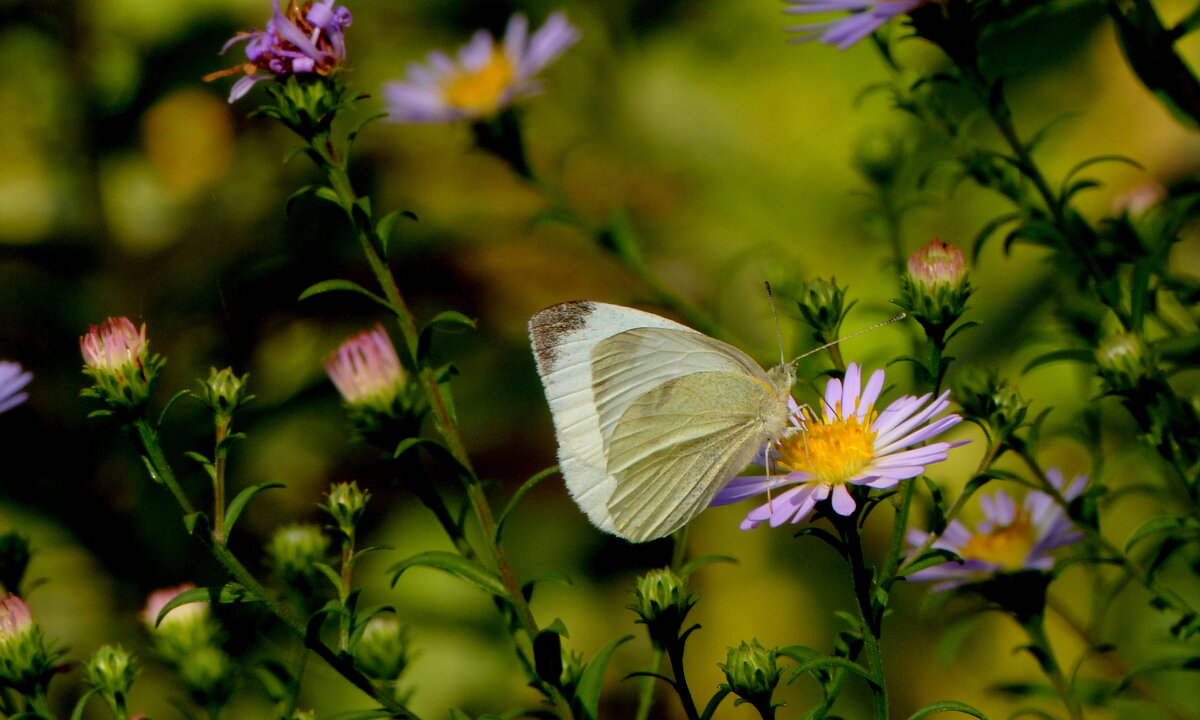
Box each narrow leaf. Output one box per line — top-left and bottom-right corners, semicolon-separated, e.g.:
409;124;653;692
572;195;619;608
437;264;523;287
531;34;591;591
389;551;507;598
496;466;560;542
574;635;634;720
678;554;737;579
417;311;477;364
1124;516;1200;552
906;700;989;719
1022;349;1094;374
298;279;392;313
224;483;286;538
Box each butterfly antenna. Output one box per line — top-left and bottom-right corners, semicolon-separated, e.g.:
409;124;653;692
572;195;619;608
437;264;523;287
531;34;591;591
765;281;786;367
788;312;907;365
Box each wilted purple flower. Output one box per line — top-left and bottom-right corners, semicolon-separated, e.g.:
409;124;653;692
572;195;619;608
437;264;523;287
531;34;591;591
0;362;31;415
325;325;406;412
784;0;930;50
906;469;1087;591
711;363;966;529
383;12;581;123
205;0;353;102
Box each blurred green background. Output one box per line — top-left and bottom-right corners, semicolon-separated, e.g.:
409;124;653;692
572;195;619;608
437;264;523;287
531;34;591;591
3;0;1200;717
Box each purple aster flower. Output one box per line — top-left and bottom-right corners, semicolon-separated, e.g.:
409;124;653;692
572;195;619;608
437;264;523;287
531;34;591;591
0;362;31;415
205;0;353;102
784;0;930;50
383;11;581;124
905;469;1088;591
324;325;406;412
711;363;966;529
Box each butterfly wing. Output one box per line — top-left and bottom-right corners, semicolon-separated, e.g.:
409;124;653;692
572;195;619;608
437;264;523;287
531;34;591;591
529;301;786;541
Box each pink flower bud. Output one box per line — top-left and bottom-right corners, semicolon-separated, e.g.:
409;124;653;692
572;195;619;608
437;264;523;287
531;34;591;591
80;318;148;375
324;325;406;411
0;594;33;643
906;238;967;290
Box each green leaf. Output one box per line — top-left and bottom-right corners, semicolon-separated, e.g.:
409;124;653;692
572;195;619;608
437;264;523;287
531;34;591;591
678;554;737;579
157;389;192;426
375;209;418;255
297;279;392;313
1124;516;1200;552
156;584;255;626
906;700;989;719
182;511;204;535
417;311;477;364
496;466;559;543
285;184;319;215
698;687;732;720
393;437;476;484
389;551;507;598
574;635;634;720
899;548;962;577
323;710;398;720
224;482;285;538
69;687;100;720
314;186;344;207
1115;654;1200;694
786;656;877;688
521;571;572;603
972;212;1021;261
1022;349;1094;375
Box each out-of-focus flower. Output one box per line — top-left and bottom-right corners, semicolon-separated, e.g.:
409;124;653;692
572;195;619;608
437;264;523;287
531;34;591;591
383;12;580;124
267;524;329;587
906;469;1087;591
712;363;965;528
1096;332;1152;391
0;594;54;693
80;317;162;411
795;277;851;343
353;616;409;681
325;325;406;413
85;645;138;713
0;362;31;415
142;583;209;630
784;0;930;50
205;0;353;102
953;367;1028;441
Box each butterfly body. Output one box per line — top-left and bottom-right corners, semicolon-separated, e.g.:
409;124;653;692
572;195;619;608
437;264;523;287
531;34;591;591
529;301;794;542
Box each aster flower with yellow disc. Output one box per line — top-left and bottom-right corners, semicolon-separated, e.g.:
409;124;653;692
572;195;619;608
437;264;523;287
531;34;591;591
905;469;1087;591
711;363;965;529
383;12;580;124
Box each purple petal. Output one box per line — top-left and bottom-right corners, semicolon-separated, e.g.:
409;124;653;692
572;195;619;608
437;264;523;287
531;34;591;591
831;484;856;515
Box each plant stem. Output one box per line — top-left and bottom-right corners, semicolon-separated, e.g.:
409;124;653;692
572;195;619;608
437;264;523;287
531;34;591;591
212;417;230;545
839;515;888;720
340;527;355;652
666;641;701;720
1021;613;1084;720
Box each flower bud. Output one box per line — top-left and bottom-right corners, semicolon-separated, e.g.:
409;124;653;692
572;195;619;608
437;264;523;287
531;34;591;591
953;367;1028;440
795;277;851;342
854;130;905;188
142;584;219;661
1095;332;1152;392
80;317;164;411
325;325;424;445
719;640;782;711
176;644;234;709
0;595;55;693
197;367;254;425
353;616;409;681
324;482;370;536
628;568;698;650
85;644;137;711
0;533;31;595
898;239;972;341
267;524;330;588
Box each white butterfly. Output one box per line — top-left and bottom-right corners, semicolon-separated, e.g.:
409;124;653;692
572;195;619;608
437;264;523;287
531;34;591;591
529;301;795;543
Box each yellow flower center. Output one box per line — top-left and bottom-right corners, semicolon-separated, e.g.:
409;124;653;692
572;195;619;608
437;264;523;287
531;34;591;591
775;408;876;486
961;516;1036;571
444;48;515;115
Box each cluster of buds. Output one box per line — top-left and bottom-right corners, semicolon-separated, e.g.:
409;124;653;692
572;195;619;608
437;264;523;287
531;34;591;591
628;568;698;651
353;616;409;682
897;239;972;343
196;367;254;428
80;317;164;412
794;277;852;345
719;640;783;715
953;367;1029;444
325;326;424;447
206;0;353;103
0;595;56;695
84;645;138;719
142;584;233;709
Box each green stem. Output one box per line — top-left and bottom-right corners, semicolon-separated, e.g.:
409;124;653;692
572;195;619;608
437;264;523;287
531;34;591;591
212;418;229;545
1021;614;1084;720
132;419;197;517
666;640;701;720
839;516;888;720
635;527;691;720
339;528;355;653
27;689;57;720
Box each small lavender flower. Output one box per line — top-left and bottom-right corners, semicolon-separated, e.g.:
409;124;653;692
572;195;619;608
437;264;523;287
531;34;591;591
784;0;930;50
0;362;31;415
383;12;581;123
710;363;966;528
325;325;406;413
206;0;353;102
906;469;1087;591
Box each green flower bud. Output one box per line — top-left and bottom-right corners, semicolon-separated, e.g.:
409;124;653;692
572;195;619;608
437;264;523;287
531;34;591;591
324;482;370;536
85;645;137;715
267;524;330;588
719;640;782;711
795;277;852;343
197;367;253;425
80;317;165;412
628;568;698;650
353;616;409;681
953;367;1028;441
0;595;56;694
898;239;972;341
1095;332;1152;392
177;645;234;709
0;533;31;595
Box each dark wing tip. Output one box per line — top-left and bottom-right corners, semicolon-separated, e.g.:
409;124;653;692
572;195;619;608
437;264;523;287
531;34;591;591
529;300;595;375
